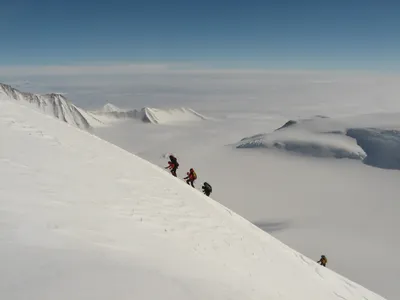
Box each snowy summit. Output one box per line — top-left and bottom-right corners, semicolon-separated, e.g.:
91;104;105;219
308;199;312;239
0;83;104;130
100;103;125;113
0;90;387;299
91;104;207;124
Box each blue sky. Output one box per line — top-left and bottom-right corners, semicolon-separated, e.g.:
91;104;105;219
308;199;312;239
1;0;400;70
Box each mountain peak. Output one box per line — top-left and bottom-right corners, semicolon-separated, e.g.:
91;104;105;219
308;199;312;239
0;83;94;130
101;103;124;113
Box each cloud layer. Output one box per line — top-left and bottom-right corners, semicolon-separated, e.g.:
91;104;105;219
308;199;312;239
1;63;400;120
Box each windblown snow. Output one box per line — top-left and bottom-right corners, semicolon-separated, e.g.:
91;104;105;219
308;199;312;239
0;98;386;299
235;114;400;170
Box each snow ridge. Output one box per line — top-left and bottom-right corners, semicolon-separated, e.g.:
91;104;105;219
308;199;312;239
140;107;207;124
92;104;207;124
0;84;207;128
0;83;103;130
100;103;125;113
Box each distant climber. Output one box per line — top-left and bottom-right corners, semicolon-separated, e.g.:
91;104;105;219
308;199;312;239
184;168;197;187
165;155;179;177
317;255;327;267
202;182;212;196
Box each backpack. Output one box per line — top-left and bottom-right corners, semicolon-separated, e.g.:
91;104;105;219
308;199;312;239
170;155;178;166
192;170;197;180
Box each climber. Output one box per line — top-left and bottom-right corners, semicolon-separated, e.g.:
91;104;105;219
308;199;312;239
184;168;197;187
202;182;212;196
165;154;179;177
317;255;327;267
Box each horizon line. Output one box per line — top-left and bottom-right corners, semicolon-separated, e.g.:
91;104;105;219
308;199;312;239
1;62;399;77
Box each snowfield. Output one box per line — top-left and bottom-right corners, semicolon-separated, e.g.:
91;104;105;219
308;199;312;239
0;97;387;299
235;115;400;170
93;106;400;299
236;128;367;160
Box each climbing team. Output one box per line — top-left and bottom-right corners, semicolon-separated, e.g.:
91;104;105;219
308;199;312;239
164;154;211;197
164;154;328;269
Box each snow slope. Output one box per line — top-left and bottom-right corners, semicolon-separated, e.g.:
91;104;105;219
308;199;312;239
0;99;386;299
235;114;400;170
94;112;400;299
0;83;104;129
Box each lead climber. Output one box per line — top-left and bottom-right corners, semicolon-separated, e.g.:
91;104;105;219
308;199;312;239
165;154;179;177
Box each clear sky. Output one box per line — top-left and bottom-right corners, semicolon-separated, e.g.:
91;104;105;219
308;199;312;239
1;0;400;70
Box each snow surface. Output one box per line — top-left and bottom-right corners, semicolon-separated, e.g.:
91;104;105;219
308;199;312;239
2;72;400;299
0;97;387;300
140;107;207;124
236;128;367;160
0;83;104;129
235;115;400;170
90;105;208;125
94;110;400;300
0;84;207;128
100;103;126;113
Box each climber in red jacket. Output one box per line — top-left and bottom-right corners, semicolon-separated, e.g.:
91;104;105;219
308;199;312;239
184;168;197;187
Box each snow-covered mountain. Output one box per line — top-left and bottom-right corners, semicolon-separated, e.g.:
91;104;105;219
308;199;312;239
0;83;104;130
91;103;207;124
134;107;207;124
235;114;400;170
100;103;125;113
0;95;386;299
0;83;207;128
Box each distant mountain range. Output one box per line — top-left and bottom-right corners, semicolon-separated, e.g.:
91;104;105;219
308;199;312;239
0;83;207;129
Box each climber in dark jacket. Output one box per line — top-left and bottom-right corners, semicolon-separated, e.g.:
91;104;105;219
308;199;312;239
165;155;179;177
317;255;327;267
202;182;212;196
